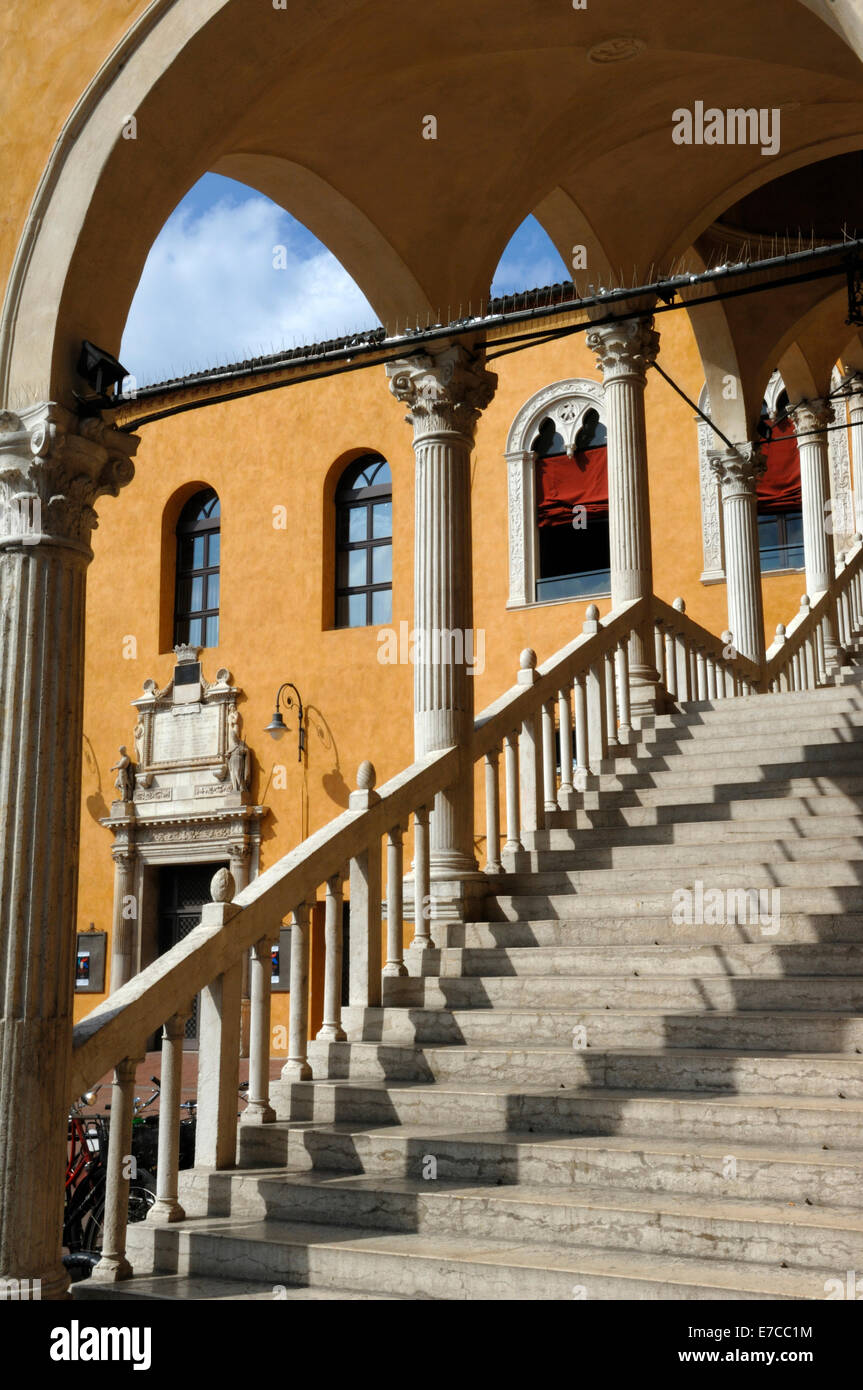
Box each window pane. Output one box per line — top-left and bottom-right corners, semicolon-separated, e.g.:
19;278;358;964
371;588;392;625
178;536;196;571
192;535;206;568
174;615;190;644
372;544;392;585
175;576;193;615
207;573;220;610
349;549;367;588
188;617;203;647
348;507;368;543
190;575;204;614
372;501;392;538
208;531;220;565
785;513;803;546
204;615;219;648
336;595;351;627
348;593;366;627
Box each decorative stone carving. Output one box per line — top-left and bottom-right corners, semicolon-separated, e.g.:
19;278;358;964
829;370;855;554
387;345;497;441
585;317;659;384
709;442;766;497
210;867;236;903
110;747;136;803
227;740;251;793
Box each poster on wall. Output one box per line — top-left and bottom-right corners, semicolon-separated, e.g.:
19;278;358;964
74;930;107;993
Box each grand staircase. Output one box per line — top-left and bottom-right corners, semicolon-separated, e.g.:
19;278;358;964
89;682;863;1300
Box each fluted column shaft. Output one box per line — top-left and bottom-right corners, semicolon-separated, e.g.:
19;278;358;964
793;398;841;673
587;315;660;715
844;374;863;509
710;445;766;666
387;347;497;890
0;402;136;1298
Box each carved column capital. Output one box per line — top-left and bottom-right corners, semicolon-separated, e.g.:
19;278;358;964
0;401;137;552
111;845;136;870
587;316;659;384
386;345;497;443
789;397;834;434
709;443;767;498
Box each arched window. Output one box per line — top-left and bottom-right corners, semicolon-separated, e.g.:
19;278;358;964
534;407;610;600
335;455;392;627
174;489;220;648
756;389;804;572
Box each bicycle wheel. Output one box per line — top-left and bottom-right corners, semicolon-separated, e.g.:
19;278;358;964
81;1183;156;1253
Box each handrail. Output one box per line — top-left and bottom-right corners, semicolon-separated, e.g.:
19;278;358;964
763;538;863;691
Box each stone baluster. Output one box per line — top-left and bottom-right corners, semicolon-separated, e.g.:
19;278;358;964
653;620;666;694
587;313;661;718
0;403;137;1298
709;444;766;665
582;605;607;771
412;805;432;947
663;626;677;703
772;625;789;691
671;599;689;699
541;698;558;811
384;832;407;977
706;655;718;701
483;752;503;873
837;554;852;649
604;650;618;747
387;347;497;922
149;1012;190;1220
696;648;708;701
245;937;278;1118
557;686;574;800
282;902;312;1080
90;1056;142;1283
615;638;632;738
503;733;522;854
572;672;589;786
517;649;544;835
347;760;383;990
196;870;243;1163
318;873;348;1035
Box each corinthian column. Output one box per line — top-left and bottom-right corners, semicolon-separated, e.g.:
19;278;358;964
387;345;497;921
843;372;863;509
709;443;766;666
790;398;843;675
0;401;137;1298
586;314;660;717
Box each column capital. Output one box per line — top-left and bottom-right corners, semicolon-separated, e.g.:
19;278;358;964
709;442;766;498
0;401;137;552
386;344;497;442
839;370;863;401
111;844;136;869
788;396;834;433
586;315;659;384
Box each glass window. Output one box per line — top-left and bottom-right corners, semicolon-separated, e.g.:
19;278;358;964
335;454;393;628
534;413;611;601
174;488;221;648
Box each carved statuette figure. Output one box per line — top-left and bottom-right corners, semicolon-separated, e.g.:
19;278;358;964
110;746;136;802
133;719;145;765
227;739;251;793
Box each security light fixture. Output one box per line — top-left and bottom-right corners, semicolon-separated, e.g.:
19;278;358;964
265;682;305;761
75;339;129;415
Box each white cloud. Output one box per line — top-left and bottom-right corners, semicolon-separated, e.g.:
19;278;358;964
120;192;378;386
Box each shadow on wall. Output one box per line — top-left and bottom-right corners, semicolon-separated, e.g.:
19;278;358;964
83;734;110;824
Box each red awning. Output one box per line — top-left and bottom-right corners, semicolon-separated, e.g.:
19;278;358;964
757;418;801;513
536;447;609;527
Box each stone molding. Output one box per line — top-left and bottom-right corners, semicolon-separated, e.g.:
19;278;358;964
0;401;137;550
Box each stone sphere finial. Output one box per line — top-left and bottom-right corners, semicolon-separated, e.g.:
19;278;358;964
854;533;862;545
211;867;236;903
672;597;685;613
585;604;600;621
519;648;537;671
721;630;734;645
357;760;376;791
800;594;811;610
776;623;786;637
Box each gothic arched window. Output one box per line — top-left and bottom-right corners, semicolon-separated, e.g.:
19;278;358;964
756;389;803;572
335;455;393;627
174;488;220;648
535;407;610;600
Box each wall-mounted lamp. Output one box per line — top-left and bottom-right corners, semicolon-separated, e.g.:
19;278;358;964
265;682;306;762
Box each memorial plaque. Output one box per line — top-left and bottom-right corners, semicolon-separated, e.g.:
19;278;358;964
151;703;220;764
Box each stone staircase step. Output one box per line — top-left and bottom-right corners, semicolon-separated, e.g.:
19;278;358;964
306;1038;863;1097
602;743;863;776
647;690;863;727
383;973;863;1010
72;1275;403;1301
495;857;863;893
505;835;863;872
416;942;863;978
236;1118;863;1208
530;811;863;848
123;1214;836;1300
456;912;863;945
630;715;863;750
172;1168;863;1270
571;777;863;810
277;1076;863;1147
597;760;863;791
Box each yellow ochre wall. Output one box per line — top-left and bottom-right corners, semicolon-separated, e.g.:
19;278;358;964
74;311;807;1034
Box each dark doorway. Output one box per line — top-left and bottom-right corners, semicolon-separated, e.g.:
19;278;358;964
157;862;227;1048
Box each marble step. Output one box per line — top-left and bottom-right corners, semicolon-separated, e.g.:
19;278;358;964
456;911;863;946
595;758;863;792
569;776;863;811
647;690;863;727
174;1168;863;1271
72;1275;406;1301
528;810;863;847
483;884;863;920
122;1216;835;1300
505;835;863;873
417;942;863;978
237;1118;863;1208
342;1004;863;1052
278;1076;863;1146
629;714;863;750
383;973;863;1010
602;742;863;776
305;1038;863;1097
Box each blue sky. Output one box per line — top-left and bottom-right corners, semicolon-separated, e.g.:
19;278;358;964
119;174;569;387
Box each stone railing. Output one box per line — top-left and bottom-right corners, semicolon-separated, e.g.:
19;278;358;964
764;538;863;692
65;588;779;1282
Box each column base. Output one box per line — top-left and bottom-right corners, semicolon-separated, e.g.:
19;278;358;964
147;1198;186;1224
382;961;409;978
89;1255;133;1283
280;1058;312;1082
315;1022;347;1042
240;1101;277;1124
